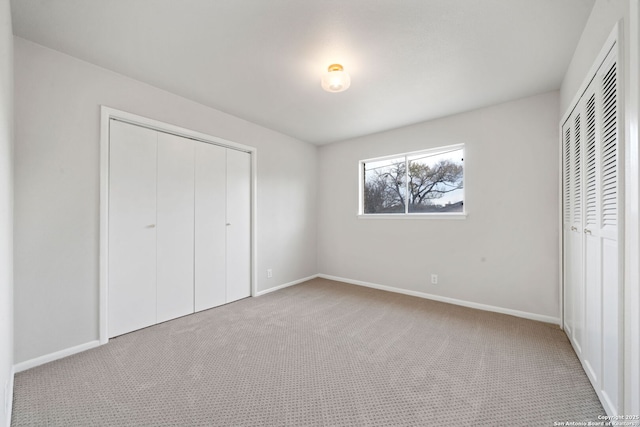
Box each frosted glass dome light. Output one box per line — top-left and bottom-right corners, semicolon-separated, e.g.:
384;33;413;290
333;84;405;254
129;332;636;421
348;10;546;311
321;64;351;93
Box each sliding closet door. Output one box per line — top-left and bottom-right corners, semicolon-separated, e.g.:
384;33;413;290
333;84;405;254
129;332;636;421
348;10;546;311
194;142;227;311
226;149;251;302
108;121;157;337
156;133;195;323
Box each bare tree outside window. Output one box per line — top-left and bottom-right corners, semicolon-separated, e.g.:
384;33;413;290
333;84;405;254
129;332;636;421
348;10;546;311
363;158;406;213
362;146;464;214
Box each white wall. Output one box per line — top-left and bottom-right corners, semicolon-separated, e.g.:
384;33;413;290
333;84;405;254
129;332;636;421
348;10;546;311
318;91;560;320
13;37;317;364
0;0;12;424
560;0;628;114
560;0;640;414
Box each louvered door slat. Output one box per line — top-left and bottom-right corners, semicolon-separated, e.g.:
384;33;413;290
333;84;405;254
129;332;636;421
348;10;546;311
564;125;571;224
585;95;597;226
602;128;616;142
571;113;582;224
600;61;617;229
573;114;582;225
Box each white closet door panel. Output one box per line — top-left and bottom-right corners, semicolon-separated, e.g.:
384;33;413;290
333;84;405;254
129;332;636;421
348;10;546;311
563;235;574;335
108;120;157;337
583;235;602;382
570;231;584;354
156;132;195;323
601;238;620;411
563;229;574;336
226;149;251;303
194;143;227;311
569;109;584;353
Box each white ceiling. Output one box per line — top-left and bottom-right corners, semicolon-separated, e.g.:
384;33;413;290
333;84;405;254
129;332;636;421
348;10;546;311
11;0;594;144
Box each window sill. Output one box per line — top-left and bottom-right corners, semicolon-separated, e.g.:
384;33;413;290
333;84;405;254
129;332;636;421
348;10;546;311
357;213;467;220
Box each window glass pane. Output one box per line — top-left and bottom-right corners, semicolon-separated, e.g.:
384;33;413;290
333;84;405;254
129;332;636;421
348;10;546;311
363;157;406;214
407;148;464;213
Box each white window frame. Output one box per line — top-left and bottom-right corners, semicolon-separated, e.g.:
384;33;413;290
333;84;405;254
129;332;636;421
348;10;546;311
358;143;466;220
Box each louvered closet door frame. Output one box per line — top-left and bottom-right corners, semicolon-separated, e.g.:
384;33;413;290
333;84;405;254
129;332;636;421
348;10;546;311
560;24;624;417
99;106;257;344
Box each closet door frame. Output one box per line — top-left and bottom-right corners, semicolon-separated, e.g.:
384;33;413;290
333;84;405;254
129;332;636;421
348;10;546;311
559;23;624;417
99;106;257;344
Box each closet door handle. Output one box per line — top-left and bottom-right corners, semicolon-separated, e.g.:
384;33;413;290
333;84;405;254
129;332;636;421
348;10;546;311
584;228;592;235
226;223;231;226
570;226;577;231
147;224;156;228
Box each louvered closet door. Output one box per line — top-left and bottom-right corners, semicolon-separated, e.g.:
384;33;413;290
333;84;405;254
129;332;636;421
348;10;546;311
562;120;575;337
565;107;585;354
562;45;622;416
582;88;602;386
596;50;621;413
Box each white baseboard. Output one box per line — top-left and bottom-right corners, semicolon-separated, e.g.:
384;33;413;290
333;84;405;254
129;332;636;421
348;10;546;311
318;274;561;325
14;340;102;373
12;277;319;375
255;274;319;297
10;273;558;379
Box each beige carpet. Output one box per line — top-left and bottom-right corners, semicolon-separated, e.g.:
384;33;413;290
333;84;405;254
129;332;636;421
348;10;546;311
12;278;604;426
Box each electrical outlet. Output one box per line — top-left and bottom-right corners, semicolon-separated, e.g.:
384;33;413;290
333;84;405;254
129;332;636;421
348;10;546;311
431;274;438;285
267;268;273;279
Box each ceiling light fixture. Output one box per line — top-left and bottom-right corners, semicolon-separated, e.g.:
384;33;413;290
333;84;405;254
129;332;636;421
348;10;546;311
321;64;351;93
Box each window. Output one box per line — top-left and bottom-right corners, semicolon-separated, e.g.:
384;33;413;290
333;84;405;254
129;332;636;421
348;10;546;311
359;144;464;216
